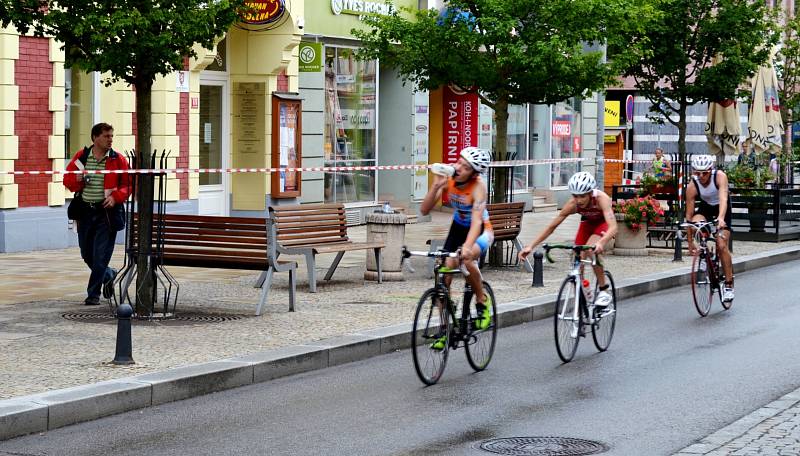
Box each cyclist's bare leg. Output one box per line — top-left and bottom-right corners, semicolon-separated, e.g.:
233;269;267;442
687;214;707;255
583;233;606;288
716;229;734;284
461;243;485;305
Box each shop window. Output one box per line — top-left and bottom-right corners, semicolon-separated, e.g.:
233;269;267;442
550;99;582;188
323;46;377;204
482;103;529;191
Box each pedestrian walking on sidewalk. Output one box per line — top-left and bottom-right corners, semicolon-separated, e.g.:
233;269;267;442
63;123;131;305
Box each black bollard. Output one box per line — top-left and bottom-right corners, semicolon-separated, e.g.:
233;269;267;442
673;230;683;262
113;303;135;365
532;251;544;287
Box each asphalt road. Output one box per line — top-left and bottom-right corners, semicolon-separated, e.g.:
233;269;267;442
2;261;800;456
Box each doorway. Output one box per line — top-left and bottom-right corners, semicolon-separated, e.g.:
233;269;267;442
198;81;229;215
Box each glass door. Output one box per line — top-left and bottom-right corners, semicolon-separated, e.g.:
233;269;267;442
198;82;229;215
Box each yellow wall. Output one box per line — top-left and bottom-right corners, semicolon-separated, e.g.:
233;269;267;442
226;14;302;211
0;25;18;208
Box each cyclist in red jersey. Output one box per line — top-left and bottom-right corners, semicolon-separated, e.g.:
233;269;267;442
421;147;494;330
519;172;618;306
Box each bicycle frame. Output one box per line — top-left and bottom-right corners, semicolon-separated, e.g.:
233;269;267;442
564;249;600;327
682;221;723;290
432;260;476;345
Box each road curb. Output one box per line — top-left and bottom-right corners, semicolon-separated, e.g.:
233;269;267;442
672;387;800;455
2;246;799;441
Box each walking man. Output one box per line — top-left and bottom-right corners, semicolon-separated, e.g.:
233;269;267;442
64;123;131;305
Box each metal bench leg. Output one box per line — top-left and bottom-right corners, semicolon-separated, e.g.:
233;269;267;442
288;267;296;312
324;251;345;281
306;253;317;293
255;268;274;316
253;270;267;288
514;238;534;273
375;248;383;284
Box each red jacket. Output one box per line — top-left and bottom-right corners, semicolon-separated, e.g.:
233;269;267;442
64;147;132;204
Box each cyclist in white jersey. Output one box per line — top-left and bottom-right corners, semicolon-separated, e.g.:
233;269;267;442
684;154;734;302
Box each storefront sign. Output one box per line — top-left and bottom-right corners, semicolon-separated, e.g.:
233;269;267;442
241;0;286;25
176;71;190;93
338;109;375;129
331;0;391;16
299;42;323;72
552;120;571;137
604;101;620;127
413;91;430;201
443;85;478;165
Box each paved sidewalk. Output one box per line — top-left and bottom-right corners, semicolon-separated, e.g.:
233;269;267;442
674;387;800;455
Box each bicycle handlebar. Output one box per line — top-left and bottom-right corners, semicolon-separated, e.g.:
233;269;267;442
542;243;596;264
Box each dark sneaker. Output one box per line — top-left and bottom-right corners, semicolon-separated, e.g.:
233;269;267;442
84;296;101;306
102;268;118;299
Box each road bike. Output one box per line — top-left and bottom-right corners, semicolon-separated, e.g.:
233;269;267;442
402;247;497;385
544;243;617;363
681;220;732;316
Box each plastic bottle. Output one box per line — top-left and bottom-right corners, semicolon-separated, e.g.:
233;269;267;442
582;279;594;304
431;163;455;177
382;201;392;213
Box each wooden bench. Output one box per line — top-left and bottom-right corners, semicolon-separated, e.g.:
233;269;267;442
268;203;384;292
487;202;532;272
425;202;530;275
128;213;297;315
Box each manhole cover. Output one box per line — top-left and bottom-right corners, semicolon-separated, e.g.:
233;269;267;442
62;312;245;325
478;437;608;456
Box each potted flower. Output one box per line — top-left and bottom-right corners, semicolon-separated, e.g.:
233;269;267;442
613;195;664;250
725;161;775;232
637;172;676;196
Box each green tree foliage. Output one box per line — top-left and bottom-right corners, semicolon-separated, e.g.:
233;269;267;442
625;0;778;162
776;13;800;153
354;0;649;203
0;0;246;313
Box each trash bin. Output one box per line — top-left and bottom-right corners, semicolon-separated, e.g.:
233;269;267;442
364;211;407;281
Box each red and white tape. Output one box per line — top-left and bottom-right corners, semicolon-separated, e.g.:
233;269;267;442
2;157;676;175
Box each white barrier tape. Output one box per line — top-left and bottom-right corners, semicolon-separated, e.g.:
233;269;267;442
2;157;684;175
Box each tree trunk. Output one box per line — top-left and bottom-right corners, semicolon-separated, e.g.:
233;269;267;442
491;96;509;204
134;82;154;315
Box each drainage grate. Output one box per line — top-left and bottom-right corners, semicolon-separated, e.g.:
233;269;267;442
478;437;608;456
62;311;245;325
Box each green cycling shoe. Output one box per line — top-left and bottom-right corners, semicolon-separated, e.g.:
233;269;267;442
474;296;492;331
430;334;447;351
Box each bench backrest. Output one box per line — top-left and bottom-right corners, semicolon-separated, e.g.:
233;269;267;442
270;203;349;248
131;213;271;267
488;202;525;241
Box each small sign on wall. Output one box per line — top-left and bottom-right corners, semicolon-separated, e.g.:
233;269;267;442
176;71;190;93
299;42;322;72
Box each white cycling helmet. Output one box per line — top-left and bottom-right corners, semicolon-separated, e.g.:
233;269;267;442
567;171;596;195
460;147;491;173
691;154;715;171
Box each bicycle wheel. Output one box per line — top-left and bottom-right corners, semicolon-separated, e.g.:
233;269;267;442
691;251;713;317
411;289;450;386
465;281;497;372
592;271;617;352
554;277;581;363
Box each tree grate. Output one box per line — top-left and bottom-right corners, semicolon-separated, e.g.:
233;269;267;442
478;437;608;456
61;311;245;325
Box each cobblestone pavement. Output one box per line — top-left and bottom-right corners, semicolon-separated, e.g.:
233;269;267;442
1;210;798;401
674;387;800;455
